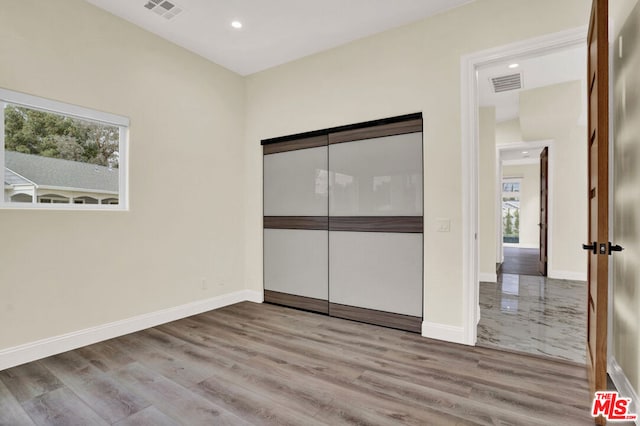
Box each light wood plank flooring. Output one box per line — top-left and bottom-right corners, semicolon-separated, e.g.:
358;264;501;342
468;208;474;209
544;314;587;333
0;302;593;425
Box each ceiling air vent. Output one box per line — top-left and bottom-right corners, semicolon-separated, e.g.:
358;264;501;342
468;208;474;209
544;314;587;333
490;72;523;93
144;0;183;20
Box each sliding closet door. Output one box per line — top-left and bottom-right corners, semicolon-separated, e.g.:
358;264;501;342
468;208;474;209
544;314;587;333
262;114;423;332
329;121;423;332
263;136;329;313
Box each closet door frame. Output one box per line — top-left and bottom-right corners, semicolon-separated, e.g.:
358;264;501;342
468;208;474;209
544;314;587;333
262;113;424;332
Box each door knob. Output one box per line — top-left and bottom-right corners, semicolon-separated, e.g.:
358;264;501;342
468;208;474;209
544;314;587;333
608;242;624;255
582;242;597;254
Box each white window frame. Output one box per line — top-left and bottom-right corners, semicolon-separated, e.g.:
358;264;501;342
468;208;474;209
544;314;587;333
502;180;521;193
0;87;129;210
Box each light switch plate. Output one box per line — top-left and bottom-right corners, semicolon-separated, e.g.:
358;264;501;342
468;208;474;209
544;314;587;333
436;218;451;232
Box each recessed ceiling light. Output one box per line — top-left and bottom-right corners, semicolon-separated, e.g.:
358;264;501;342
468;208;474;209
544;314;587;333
522;151;529;154
508;63;520;69
231;21;243;29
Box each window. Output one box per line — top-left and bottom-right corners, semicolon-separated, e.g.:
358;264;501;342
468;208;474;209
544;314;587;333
502;181;520;193
1;88;128;210
502;178;521;244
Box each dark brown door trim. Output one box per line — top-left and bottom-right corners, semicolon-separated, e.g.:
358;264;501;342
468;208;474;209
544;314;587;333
263;135;328;155
329;303;422;333
328;119;422;145
329;216;423;233
264;291;329;314
264;216;328;230
264;216;423;233
261;112;422;147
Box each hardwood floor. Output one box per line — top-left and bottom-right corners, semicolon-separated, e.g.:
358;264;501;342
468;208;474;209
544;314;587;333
500;246;541;276
0;302;593;425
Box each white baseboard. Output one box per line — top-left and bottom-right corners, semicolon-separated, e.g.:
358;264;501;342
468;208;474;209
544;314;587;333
422;321;466;345
0;289;263;371
608;356;640;425
479;272;497;283
548;270;587;281
243;289;264;303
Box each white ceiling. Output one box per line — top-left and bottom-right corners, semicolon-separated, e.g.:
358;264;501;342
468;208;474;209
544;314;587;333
85;0;473;76
478;45;587;123
501;146;544;163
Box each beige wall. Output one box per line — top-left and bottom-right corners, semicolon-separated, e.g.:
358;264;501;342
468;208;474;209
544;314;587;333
245;0;591;328
520;81;583;139
496;119;523;144
503;164;540;248
0;0;246;349
479;107;497;278
0;0;593;352
612;0;640;36
613;0;640;396
519;81;587;278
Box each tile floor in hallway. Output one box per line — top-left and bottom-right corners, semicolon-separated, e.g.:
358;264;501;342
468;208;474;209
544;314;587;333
477;273;587;363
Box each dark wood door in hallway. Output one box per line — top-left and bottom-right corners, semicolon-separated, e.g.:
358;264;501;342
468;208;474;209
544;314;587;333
538;147;549;275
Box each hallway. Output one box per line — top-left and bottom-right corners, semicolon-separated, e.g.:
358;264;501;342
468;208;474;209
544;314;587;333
477;273;586;363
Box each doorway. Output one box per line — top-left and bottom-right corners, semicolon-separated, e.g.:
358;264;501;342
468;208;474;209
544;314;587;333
469;33;589;363
496;141;552;277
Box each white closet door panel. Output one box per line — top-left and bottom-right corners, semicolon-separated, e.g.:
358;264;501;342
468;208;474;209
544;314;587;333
264;229;328;300
264;147;328;216
329;231;422;316
329;132;422;216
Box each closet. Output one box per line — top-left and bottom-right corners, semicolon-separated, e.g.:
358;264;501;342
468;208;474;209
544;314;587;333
262;113;423;332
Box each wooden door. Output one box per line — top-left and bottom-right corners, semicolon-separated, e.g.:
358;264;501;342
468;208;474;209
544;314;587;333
538;147;548;276
586;0;609;419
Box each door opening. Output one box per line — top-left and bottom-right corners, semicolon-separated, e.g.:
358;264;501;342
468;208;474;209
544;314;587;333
495;141;551;277
461;27;589;347
467;30;591;363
